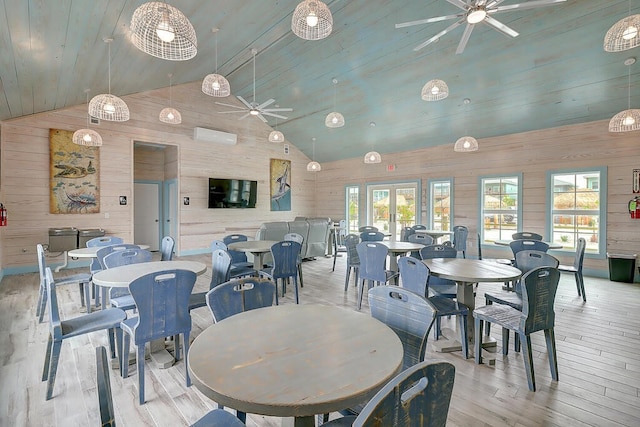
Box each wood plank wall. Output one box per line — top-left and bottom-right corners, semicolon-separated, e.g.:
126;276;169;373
0;82;316;271
313;120;640;279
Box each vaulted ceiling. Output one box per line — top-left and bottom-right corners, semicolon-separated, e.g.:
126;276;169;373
1;0;639;162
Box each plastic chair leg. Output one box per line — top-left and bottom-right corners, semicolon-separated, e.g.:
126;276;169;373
520;333;536;391
458;313;469;359
45;340;62;400
474;317;483;364
137;344;146;404
183;332;191;387
545;328;559;381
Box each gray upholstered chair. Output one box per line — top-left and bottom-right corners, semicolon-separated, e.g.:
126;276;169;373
473;266;561;391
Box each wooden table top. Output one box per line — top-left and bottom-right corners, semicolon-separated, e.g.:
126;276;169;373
91;260;207;288
188;304;404;418
414;229;454;237
423;258;522;284
381;241;425;252
494;240;563;249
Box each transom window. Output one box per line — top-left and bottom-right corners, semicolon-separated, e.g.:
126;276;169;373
480;175;521;242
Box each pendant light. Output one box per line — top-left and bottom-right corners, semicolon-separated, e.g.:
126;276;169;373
454;98;478;152
325;79;345;128
307;137;322;171
268;117;284;142
604;0;640;52
73;89;103;147
202;28;231;97
88;38;130;122
130;1;197;61
609;57;640;132
363;121;381;163
159;74;181;124
292;0;333;41
421;79;449;101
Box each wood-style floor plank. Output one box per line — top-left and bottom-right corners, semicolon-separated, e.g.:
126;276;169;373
1;253;639;426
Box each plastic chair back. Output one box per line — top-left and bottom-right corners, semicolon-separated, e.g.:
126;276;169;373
398;256;428;297
360;231;385;242
419;244;457;260
161;236;175;261
127;269;196;344
206;278;276;323
345;234;361;266
103;248;152;268
519;267;561;335
211;240;227;252
223;234;249;264
86;236;124;272
359;226;378;232
408;233;434;246
411;224;427;231
211;249;233;289
515;250;559;275
452;225;468;255
269;241;302;280
95;244;140;270
510;239;550;264
400;227;414;242
353;361;455;427
573;237;586;271
357;242;391;283
512;232;543;241
45;268;63;340
368;286;436;369
418;244;458;297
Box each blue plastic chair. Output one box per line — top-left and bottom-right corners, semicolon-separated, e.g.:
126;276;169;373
360;231;385;242
558;237;587;302
400;226;414;242
223;234;254;270
510;239;550;261
36;243;92;320
213;239;257;279
411;224;427;231
206;277;276;323
358;226;378;232
321;361;455;427
96;346;116;427
474;267;561;391
512;231;543;241
259;241;302;304
42;268;126;400
452;225;469;258
355;242;398;310
160;236;175;261
285;232;305;288
103;248;153;311
343;234;361;291
86;236;124;273
189;249;234;311
419;244;459;298
398;256;469;358
408;233;434;258
121;269;197;404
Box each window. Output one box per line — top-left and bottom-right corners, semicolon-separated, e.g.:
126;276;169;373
428;179;453;231
480;175;521;242
345;185;359;234
549;169;606;254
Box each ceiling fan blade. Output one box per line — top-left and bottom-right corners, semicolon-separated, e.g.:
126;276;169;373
484;15;519;38
264;107;293;113
456;23;475;54
413;18;465;51
257;98;275;110
256;113;268;123
218;110;248;114
236;95;253;109
492;0;566;14
446;0;471;9
395;13;464;29
261;111;289;120
238;112;251;120
486;0;508;7
215;102;246;110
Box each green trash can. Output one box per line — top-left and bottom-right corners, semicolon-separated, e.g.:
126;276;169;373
607;253;637;283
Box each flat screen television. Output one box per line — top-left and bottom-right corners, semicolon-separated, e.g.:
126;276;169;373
208;178;257;208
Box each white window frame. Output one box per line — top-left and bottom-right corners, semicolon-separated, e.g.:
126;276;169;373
478;173;522;243
428;178;453;231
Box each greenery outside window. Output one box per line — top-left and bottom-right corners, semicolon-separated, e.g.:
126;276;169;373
480;174;521;243
345;185;359;234
548;169;606;254
428;179;453;231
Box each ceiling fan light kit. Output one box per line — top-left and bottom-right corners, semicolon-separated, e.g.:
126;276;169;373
396;0;567;54
292;0;333;40
88;39;130;122
73;90;103;147
130;1;197;61
202;29;231;97
421;79;449;101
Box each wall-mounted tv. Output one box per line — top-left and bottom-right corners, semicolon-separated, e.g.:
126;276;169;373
208;178;257;208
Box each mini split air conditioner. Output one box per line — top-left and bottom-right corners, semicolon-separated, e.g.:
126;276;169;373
193;127;237;145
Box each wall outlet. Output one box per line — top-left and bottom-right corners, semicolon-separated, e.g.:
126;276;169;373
104;212;110;219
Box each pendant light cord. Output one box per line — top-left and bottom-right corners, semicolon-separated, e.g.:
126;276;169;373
628;63;632;110
107;40;112;95
252;49;256;104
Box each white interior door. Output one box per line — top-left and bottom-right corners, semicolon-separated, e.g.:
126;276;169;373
134;182;160;251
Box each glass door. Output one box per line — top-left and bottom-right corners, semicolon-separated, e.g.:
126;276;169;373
367;182;419;241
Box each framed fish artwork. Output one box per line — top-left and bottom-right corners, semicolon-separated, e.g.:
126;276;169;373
49;129;100;214
270;158;291;211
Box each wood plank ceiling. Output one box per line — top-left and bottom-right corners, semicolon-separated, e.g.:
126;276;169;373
0;0;638;162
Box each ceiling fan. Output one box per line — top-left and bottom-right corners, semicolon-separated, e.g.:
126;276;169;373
215;48;293;122
396;0;567;54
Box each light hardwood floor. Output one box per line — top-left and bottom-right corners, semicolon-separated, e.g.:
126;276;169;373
1;252;639;427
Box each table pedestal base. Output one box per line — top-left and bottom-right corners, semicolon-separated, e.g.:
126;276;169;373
150;339;176;369
432;328;497;358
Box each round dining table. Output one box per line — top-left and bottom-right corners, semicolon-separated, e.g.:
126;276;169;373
189;304;404;427
227;240;279;270
413;229;454;243
381;241;425;271
494;239;563;249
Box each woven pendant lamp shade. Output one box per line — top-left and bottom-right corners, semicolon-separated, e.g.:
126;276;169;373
74;90;103;147
364;151;382;164
292;0;333;40
421;79;449;101
609;109;640;132
130;2;197;61
89;39;130;122
306;161;322;171
454;136;479;152
604;14;640;52
202;74;231;97
269;130;284;142
325;112;345;128
159;107;181;124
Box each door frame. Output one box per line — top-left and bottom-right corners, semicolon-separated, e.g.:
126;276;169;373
365;180;421;241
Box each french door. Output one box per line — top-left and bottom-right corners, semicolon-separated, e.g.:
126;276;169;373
367;182;419;242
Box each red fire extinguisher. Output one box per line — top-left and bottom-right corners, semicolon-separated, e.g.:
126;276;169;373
0;204;6;226
629;197;640;219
